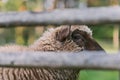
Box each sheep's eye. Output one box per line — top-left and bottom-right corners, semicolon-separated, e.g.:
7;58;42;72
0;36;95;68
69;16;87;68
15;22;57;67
72;34;81;40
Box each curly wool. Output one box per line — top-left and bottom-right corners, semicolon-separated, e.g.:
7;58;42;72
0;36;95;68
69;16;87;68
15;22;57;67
29;25;92;52
0;25;92;80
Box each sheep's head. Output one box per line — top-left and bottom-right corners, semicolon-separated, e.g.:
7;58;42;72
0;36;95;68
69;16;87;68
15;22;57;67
31;25;104;52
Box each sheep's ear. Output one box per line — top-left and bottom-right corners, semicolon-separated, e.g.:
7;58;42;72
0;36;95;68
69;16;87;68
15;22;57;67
85;38;105;51
56;26;70;42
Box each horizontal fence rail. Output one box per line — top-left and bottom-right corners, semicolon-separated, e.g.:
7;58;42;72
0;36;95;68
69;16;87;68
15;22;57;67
0;51;120;70
0;6;120;27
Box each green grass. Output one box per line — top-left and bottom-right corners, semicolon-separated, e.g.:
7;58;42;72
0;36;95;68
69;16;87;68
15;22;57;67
96;39;118;53
79;70;118;80
78;39;119;80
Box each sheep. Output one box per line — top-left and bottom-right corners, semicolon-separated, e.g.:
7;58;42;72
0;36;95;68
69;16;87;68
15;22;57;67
0;25;105;80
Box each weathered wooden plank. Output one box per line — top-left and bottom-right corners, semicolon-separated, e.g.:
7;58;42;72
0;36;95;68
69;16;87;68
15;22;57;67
0;6;120;27
0;51;120;70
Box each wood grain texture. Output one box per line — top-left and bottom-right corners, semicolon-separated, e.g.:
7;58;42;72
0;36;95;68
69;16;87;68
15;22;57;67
0;51;120;70
0;6;120;27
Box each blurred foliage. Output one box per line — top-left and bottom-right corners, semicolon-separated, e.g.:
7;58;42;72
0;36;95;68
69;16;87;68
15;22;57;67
5;0;21;11
0;0;42;11
87;0;120;7
87;0;110;7
0;0;43;45
90;24;114;39
0;0;120;80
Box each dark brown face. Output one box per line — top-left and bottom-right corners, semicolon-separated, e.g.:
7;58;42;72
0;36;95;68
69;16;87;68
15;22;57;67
56;26;105;51
71;29;105;51
71;29;86;48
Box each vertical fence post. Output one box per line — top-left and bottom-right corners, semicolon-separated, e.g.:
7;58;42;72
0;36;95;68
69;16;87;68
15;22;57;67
113;25;119;50
109;0;120;80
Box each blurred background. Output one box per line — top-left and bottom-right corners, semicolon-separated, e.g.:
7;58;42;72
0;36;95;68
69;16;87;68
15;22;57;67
0;0;120;80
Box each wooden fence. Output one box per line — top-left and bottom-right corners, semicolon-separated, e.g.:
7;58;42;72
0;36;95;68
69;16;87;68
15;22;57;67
0;51;120;70
0;5;120;80
0;6;120;68
0;6;120;27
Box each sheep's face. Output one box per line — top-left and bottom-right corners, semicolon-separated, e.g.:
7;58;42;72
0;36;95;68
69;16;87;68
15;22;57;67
55;25;104;52
31;25;104;52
